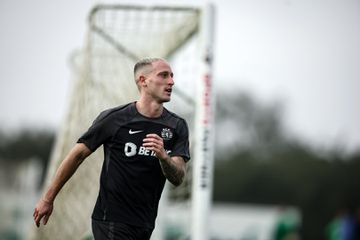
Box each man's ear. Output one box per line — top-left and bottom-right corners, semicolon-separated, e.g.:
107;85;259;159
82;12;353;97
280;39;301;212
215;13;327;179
139;75;147;87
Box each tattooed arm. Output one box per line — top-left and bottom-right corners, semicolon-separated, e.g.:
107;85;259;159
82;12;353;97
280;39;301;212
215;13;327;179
143;134;186;186
158;155;186;186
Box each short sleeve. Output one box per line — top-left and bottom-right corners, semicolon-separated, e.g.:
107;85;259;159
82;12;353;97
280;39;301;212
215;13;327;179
169;119;190;162
77;110;116;152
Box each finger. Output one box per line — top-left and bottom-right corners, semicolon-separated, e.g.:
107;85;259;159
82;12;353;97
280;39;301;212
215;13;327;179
142;138;152;143
142;141;156;147
43;214;50;225
146;133;161;139
35;215;42;227
33;208;38;218
142;145;156;151
143;137;159;142
143;141;158;146
143;142;162;151
143;137;163;145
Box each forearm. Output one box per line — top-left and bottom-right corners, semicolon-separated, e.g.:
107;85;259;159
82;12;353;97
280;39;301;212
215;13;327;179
43;144;90;202
159;156;185;187
43;158;80;202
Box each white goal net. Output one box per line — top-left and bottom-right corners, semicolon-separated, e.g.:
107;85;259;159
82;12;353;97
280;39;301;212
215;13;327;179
30;4;215;240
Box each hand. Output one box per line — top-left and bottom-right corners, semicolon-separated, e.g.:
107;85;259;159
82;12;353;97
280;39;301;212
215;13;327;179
33;198;53;227
142;133;168;160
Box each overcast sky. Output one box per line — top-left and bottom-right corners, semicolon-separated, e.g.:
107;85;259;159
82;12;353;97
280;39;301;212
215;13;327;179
0;0;359;153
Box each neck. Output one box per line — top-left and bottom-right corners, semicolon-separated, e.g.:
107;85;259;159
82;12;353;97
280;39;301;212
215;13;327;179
136;98;164;118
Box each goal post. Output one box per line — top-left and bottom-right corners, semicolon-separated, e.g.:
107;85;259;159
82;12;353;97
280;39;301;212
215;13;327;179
191;4;216;240
30;3;215;240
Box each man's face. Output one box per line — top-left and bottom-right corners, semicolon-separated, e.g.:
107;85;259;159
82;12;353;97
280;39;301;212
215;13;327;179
144;60;174;103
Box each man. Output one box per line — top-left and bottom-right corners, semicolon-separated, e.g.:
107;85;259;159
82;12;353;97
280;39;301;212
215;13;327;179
33;58;190;239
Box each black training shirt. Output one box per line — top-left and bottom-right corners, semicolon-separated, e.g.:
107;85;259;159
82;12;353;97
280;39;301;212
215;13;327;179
77;102;190;229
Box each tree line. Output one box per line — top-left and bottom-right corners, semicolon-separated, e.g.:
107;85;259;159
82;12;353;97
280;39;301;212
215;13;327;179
213;91;360;240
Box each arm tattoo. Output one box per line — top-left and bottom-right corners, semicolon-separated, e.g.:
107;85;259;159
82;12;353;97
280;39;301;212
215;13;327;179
159;156;185;186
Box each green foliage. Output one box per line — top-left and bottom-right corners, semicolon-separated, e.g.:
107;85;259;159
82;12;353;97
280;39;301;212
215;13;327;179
214;148;360;239
0;128;55;185
213;91;360;240
0;129;54;164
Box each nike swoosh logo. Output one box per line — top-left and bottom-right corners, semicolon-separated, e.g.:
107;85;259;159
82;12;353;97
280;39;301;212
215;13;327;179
129;129;144;134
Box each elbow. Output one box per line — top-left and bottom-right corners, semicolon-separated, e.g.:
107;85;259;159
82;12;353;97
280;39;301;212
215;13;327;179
74;153;86;167
171;180;182;187
172;180;182;187
170;172;185;187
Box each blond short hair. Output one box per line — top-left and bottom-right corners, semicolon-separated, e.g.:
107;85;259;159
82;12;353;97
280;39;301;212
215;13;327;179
133;57;165;79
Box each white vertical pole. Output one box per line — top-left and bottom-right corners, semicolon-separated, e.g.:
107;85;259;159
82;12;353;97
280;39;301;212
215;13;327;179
191;4;215;240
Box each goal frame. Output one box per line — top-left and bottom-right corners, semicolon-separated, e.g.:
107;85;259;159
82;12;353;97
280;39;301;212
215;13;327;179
31;3;216;240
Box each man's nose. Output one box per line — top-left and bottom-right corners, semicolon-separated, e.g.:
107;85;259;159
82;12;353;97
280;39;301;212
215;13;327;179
168;76;174;85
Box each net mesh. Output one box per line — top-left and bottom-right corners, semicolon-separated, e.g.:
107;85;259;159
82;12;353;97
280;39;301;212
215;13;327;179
30;4;202;240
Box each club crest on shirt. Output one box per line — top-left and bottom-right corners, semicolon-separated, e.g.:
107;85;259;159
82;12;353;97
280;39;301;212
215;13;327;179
161;128;173;141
